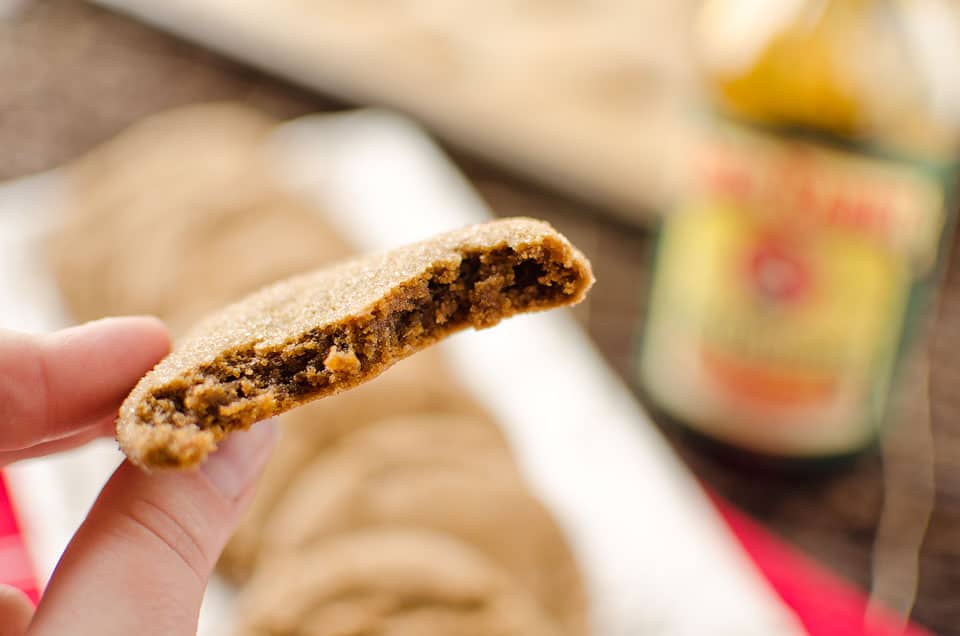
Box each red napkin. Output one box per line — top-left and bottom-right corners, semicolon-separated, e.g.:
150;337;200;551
0;471;39;604
712;493;935;636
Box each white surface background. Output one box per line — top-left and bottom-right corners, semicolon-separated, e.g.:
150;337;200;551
0;111;804;636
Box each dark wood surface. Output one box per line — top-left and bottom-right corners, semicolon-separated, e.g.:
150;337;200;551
4;2;959;633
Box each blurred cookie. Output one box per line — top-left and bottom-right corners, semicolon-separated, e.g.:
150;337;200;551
261;417;587;636
51;103;274;323
218;348;490;582
155;187;353;332
50;102;352;332
67;102;275;194
234;529;563;636
116;217;593;469
277;411;518;489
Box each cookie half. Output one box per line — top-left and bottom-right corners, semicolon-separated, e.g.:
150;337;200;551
117;217;593;468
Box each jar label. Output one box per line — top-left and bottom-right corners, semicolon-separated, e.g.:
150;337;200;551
640;121;947;456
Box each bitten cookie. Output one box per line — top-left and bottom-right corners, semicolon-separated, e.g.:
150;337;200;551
260;416;587;636
234;529;563;636
117;218;594;468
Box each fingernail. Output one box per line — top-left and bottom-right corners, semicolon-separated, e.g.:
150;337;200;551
200;419;278;500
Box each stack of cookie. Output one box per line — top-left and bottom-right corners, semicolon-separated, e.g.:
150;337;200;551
50;103;589;636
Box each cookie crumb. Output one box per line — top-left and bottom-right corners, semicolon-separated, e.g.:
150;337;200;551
324;346;362;374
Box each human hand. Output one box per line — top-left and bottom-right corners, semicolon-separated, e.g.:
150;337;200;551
0;317;277;635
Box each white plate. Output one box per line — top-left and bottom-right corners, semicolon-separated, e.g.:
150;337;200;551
0;110;803;636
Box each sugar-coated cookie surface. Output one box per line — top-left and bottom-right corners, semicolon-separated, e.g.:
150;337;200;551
117;217;594;469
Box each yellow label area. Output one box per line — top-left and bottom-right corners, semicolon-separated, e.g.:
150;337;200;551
641;123;945;453
657;199;908;409
689;123;945;273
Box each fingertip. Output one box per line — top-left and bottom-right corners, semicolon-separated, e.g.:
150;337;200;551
201;419;278;501
43;316;172;365
96;417;118;439
80;316;172;357
26;316;173;444
0;584;34;634
119;315;170;339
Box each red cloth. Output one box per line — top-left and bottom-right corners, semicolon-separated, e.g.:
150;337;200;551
0;472;39;604
712;494;934;636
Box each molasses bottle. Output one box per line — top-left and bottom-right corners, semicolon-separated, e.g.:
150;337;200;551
639;0;960;462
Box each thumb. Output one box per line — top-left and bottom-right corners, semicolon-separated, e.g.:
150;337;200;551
27;421;277;636
0;585;33;635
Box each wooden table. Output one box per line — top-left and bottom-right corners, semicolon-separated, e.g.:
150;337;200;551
4;2;959;633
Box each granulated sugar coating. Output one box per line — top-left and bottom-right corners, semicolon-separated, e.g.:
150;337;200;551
117;217;594;469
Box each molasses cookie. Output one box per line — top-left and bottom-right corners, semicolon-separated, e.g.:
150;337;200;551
234;529;563;636
117;218;593;469
261;433;586;636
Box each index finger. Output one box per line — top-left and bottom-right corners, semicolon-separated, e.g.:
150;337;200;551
0;317;170;452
